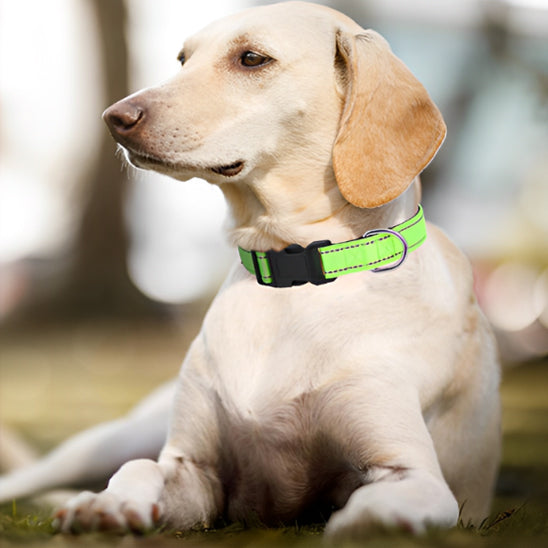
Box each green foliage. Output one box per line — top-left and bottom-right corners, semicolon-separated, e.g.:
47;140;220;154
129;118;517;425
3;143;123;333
0;501;55;542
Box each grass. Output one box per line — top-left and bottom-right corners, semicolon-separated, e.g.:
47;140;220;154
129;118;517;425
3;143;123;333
1;322;547;547
1;504;546;548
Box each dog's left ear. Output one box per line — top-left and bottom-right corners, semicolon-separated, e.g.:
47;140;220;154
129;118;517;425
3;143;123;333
332;30;446;208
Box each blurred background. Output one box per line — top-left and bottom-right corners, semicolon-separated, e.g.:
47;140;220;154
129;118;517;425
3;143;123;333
0;0;547;515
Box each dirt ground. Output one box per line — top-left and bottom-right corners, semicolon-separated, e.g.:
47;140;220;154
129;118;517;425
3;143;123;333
0;316;547;546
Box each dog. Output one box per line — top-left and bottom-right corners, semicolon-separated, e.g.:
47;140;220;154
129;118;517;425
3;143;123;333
0;2;500;540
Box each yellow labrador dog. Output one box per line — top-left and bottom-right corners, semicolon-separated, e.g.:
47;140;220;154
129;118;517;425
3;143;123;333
12;1;502;539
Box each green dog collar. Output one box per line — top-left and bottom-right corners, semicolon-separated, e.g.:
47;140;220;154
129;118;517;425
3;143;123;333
239;205;427;288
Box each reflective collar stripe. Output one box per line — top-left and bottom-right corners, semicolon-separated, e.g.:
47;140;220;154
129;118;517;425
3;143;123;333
239;205;426;287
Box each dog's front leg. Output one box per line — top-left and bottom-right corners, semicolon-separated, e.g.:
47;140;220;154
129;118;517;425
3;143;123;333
54;452;221;534
54;341;223;534
323;382;459;540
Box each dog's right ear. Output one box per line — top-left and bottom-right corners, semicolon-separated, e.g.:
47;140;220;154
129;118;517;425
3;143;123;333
332;30;446;209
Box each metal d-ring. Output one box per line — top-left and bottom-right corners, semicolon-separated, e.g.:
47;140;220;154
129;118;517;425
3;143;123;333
362;228;409;273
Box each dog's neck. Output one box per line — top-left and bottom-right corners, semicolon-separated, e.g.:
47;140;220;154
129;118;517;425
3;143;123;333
221;169;421;252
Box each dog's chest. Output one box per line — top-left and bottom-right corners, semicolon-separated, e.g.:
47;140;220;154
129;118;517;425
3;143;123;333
198;275;417;523
215;390;362;525
203;275;374;399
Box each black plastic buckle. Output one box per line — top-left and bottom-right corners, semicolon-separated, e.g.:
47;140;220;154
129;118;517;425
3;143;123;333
251;240;334;288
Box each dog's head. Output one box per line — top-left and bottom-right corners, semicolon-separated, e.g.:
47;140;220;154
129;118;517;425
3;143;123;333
104;1;445;210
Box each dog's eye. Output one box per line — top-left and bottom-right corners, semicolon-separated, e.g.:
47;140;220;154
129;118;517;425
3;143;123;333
240;51;270;68
177;52;186;66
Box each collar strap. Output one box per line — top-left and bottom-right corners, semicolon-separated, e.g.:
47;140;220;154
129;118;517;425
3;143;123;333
239;205;426;288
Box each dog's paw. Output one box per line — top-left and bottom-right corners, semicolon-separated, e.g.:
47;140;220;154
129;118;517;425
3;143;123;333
53;490;160;534
323;478;458;542
324;502;421;542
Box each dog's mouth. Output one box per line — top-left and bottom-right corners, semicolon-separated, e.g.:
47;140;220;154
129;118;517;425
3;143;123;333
124;148;245;178
211;161;244;177
126;149;245;178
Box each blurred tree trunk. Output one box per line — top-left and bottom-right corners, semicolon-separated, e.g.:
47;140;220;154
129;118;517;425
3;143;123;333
12;0;162;323
63;0;158;318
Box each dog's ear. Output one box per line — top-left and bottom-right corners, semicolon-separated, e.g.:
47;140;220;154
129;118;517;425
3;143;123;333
332;30;446;208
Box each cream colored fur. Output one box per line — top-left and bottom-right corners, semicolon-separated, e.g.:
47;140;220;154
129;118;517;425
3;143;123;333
2;2;501;540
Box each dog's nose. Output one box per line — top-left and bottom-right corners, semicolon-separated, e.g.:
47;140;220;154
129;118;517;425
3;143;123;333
103;101;144;135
